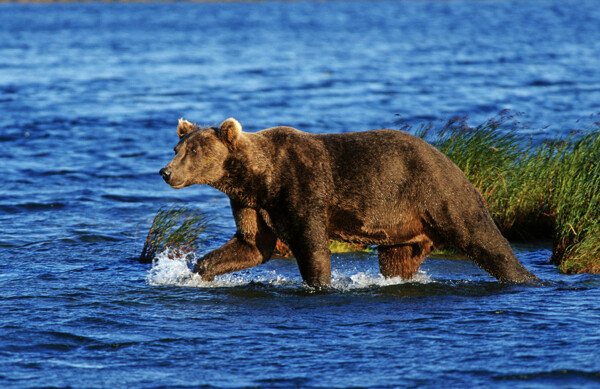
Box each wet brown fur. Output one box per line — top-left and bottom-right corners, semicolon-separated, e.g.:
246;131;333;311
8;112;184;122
160;118;538;287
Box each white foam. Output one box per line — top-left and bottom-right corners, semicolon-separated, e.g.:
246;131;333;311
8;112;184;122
146;249;431;290
331;269;431;291
146;249;211;287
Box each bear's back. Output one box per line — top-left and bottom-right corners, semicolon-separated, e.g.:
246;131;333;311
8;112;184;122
317;129;463;185
258;126;469;205
258;126;466;184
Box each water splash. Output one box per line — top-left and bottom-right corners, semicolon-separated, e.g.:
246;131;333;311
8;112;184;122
145;249;199;287
331;269;431;290
145;249;295;288
146;249;431;290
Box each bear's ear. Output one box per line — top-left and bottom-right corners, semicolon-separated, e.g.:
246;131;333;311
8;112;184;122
177;118;197;138
218;118;242;147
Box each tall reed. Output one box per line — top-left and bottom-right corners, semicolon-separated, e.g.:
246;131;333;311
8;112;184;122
542;131;600;272
139;205;209;263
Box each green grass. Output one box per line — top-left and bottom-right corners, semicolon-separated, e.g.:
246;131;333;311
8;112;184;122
271;239;371;258
139;205;209;263
329;240;373;254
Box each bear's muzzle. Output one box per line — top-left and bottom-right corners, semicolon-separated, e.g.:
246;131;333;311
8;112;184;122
159;167;171;184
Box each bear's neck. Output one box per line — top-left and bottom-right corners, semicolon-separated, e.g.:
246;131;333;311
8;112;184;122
211;135;272;208
212;181;259;207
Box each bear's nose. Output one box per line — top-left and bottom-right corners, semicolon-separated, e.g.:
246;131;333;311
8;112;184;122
159;167;171;182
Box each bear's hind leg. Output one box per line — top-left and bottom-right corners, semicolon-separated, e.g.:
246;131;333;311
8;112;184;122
425;184;538;282
378;236;433;280
434;208;538;282
460;231;538;282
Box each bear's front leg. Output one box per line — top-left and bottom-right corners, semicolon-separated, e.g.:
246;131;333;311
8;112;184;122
193;234;273;280
193;204;276;281
294;245;331;288
288;216;332;289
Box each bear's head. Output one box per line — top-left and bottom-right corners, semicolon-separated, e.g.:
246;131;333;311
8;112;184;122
159;118;242;189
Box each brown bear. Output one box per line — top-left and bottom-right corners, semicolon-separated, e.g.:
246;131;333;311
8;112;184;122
159;118;538;287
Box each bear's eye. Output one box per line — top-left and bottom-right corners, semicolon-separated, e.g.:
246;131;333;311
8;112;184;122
191;147;197;154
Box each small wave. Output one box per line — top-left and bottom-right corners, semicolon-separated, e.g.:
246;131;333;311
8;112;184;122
528;79;575;87
102;194;144;203
495;369;600;384
46;359;107;369
0;202;66;212
146;249;431;291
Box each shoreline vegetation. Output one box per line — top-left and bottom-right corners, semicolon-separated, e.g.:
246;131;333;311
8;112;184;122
142;112;600;275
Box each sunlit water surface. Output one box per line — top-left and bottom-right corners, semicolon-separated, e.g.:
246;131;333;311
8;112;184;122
2;1;600;388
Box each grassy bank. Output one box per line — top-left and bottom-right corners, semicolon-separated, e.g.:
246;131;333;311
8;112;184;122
420;113;600;274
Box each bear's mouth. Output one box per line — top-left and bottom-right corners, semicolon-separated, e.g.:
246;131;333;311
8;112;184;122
169;181;186;189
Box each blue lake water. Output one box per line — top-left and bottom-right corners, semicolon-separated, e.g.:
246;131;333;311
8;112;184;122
2;1;600;387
